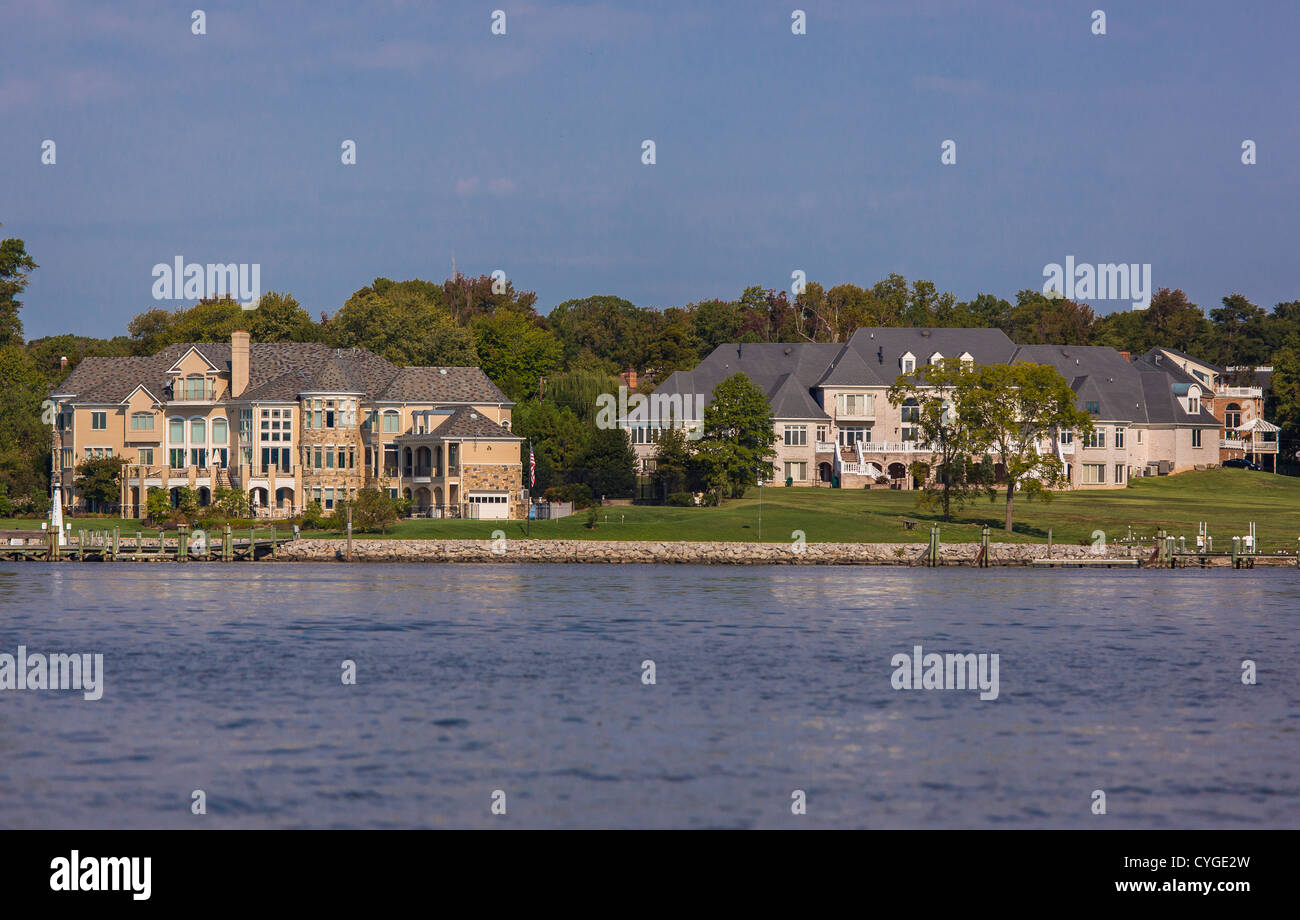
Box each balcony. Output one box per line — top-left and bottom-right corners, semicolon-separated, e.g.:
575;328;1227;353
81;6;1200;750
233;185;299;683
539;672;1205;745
1218;386;1263;399
1059;442;1076;455
859;441;930;454
815;441;837;453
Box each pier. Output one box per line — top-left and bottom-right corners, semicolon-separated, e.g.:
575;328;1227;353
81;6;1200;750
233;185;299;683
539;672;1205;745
0;525;291;563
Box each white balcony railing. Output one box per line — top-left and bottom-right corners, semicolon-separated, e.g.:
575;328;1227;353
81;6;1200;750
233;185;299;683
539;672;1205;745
1058;442;1076;455
859;441;930;454
815;441;837;453
1218;386;1263;399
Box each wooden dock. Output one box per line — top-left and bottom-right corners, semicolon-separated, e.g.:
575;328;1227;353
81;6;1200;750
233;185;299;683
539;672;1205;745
1032;558;1140;568
0;525;291;563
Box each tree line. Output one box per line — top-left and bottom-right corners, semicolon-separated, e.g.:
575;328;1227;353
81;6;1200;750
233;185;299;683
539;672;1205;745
3;224;1299;514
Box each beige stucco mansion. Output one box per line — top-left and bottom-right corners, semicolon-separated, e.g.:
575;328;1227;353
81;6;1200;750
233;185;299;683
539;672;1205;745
634;328;1279;490
49;331;524;519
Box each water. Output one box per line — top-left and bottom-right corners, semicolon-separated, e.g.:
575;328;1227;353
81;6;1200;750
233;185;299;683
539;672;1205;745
0;562;1296;828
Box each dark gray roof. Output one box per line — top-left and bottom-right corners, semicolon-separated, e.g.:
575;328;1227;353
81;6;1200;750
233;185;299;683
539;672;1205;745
768;372;830;420
51;340;511;406
419;405;520;440
843;327;1019;382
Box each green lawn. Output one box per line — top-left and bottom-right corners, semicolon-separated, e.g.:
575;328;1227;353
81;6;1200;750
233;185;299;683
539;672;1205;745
4;469;1296;550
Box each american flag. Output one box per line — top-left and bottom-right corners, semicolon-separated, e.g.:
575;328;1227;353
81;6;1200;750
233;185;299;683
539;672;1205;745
528;444;535;487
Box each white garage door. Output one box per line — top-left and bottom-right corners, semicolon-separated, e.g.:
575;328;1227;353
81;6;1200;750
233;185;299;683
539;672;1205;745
468;491;510;519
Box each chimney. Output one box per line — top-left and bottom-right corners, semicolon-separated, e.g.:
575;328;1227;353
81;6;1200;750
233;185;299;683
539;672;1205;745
59;356;68;370
625;369;637;389
1119;350;1131;362
231;330;250;397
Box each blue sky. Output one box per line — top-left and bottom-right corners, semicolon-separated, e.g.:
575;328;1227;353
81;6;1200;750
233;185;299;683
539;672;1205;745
4;0;1298;338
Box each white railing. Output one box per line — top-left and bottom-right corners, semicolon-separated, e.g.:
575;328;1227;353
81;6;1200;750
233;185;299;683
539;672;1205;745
1218;386;1262;399
1221;438;1246;450
859;441;930;454
1058;442;1075;455
815;441;837;453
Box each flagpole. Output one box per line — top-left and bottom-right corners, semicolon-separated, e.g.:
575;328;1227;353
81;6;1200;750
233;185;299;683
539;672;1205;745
527;439;532;538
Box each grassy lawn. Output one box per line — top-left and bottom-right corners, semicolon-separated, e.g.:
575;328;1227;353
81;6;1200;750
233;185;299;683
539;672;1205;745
310;468;1298;550
3;469;1296;550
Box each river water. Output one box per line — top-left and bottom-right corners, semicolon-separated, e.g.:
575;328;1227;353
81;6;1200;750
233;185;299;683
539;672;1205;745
0;562;1296;828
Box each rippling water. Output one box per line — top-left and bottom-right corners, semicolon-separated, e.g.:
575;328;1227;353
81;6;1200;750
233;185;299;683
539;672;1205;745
0;562;1296;828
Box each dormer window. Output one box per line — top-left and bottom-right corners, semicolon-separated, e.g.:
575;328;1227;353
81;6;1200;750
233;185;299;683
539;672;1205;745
1187;386;1201;414
960;352;974;364
901;352;916;373
929;352;943;366
184;374;206;400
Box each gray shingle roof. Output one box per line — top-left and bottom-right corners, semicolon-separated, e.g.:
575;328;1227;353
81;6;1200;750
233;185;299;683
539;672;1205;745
50;340;512;406
422;405;520;440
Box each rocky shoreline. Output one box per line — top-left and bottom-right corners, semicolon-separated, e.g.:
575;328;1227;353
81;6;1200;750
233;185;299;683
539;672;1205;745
269;538;1289;566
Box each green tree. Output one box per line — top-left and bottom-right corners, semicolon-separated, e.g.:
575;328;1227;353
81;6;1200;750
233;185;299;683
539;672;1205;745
145;487;171;523
245;291;320;342
887;359;990;521
74;455;129;512
0;344;51;507
512;399;589;484
213;486;251;518
695;372;776;499
543;368;621;423
1270;345;1300;460
0;230;38;347
575;426;637;499
959;363;1094;531
325;278;478;366
651;426;692;500
332;489;399;533
472;310;563;400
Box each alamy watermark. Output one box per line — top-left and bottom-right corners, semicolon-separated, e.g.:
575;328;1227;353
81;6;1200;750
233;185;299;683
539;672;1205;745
151;256;261;308
0;645;104;700
1042;256;1151;310
595;385;705;441
891;644;999;700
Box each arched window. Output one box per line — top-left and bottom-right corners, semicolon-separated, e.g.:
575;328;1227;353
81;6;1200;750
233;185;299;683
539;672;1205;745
211;418;228;444
382;410;400;433
1187;386;1201;414
185;374;206;400
1225;403;1241;429
190;418;206;443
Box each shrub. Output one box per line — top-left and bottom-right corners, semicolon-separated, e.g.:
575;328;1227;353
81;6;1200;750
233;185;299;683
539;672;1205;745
545;482;595;509
665;492;695;507
585;507;599;529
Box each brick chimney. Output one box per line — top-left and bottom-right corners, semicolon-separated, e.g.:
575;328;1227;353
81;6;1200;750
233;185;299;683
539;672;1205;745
1119;350;1130;362
622;369;638;389
59;355;68;370
231;330;250;397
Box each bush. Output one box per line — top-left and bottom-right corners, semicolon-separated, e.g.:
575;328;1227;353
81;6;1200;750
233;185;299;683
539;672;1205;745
544;482;595;509
585;507;599;529
665;492;696;507
302;500;328;529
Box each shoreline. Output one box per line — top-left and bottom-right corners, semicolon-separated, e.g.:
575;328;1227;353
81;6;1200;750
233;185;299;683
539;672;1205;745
270;538;1296;567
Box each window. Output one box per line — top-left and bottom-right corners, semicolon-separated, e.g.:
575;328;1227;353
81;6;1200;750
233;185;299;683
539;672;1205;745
61;448;73;469
212;418;228;444
382;411;400;433
1192;429;1202;448
184;375;206;400
816;425;828;442
929;352;943;365
1084;430;1105;449
130;412;154;430
138;448;153;466
1115;464;1125;484
1224;403;1241;429
239;409;253;441
314;446;323;469
1187;392;1201;413
190;418;206;444
901;352;916;373
784;461;807;481
1114;427;1125;449
1082;463;1106;484
837;393;872;417
324;487;335;510
1059;430;1073;445
784;425;807;446
1085;401;1100;415
260;408;289;442
1136;429;1143;444
91;411;107;430
839;426;867;446
212;448;227;467
325;447;335;469
261;447;290;470
901;399;920;423
169;417;185;444
169;448;186;468
190;447;207;468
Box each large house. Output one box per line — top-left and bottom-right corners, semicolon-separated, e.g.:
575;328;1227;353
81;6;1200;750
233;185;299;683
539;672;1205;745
49;331;524;519
633;328;1272;489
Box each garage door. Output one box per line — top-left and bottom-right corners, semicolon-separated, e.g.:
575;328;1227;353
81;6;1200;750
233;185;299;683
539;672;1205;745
467;491;510;519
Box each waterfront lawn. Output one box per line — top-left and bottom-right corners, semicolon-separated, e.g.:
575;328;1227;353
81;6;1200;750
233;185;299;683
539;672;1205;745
3;469;1294;550
300;468;1300;550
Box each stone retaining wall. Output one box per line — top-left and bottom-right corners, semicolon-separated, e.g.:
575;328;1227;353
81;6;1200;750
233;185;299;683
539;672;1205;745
273;538;1167;566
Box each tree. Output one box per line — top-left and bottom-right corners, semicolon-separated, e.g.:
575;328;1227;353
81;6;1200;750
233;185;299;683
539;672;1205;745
245;291;320;342
574;426;637;499
887;359;990;521
651;426;692;499
324;278;477;366
959;363;1094;531
334;488;398;533
694;372;776;499
0;230;38;347
74;456;129;512
0;344;51;508
543;368;621;424
213;486;251;518
472;309;563;400
512;399;589;485
145;487;171;523
1270;344;1300;460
